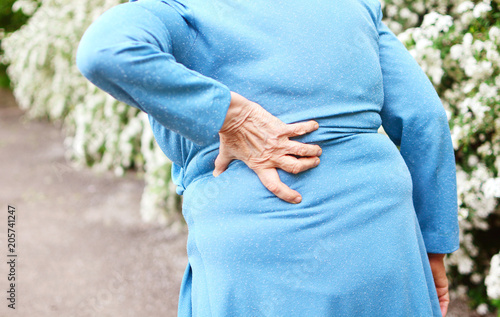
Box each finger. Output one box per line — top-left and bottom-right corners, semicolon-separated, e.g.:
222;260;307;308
428;255;449;317
213;149;233;177
285;140;322;157
437;289;449;317
278;156;320;174
439;295;449;317
254;168;302;203
284;120;319;137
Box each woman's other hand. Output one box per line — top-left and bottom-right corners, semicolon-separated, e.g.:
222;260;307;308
214;91;322;204
428;253;450;316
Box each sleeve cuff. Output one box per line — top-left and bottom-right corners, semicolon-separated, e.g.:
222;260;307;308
191;82;232;146
421;230;460;254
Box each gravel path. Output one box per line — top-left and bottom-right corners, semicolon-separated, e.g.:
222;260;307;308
0;89;188;317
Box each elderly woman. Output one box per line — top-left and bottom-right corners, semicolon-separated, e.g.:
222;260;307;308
76;0;459;315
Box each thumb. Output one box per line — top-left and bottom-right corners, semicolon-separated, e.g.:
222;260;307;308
213;149;233;177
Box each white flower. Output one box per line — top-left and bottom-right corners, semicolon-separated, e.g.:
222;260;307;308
412;2;425;14
489;26;500;43
12;0;38;16
422;11;441;27
435;15;453;32
415;37;433;50
473;2;492;18
476;303;489;315
420;12;452;37
386;4;399;18
486;253;500;299
458;255;474;274
399;8;412;19
387;20;403;34
463;33;474;47
457;1;474;14
397;29;413;45
472;39;485;53
471;273;482;284
468;155;479;166
449;44;463;60
460;11;474;25
462;82;476;94
478;83;498;99
483;178;500;198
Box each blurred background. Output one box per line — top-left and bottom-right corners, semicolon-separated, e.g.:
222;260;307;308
0;0;499;316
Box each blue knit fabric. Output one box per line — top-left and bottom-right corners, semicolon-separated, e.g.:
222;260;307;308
77;0;460;315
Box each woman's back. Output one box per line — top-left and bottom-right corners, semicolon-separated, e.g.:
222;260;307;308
119;0;385;190
174;0;383;121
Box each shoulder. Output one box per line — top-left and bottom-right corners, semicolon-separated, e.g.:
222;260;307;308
355;0;382;24
126;0;197;56
128;0;195;24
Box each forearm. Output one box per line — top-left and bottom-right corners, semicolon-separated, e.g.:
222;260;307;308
376;0;459;254
76;1;232;146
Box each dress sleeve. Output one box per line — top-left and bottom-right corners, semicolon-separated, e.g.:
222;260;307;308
76;0;232;146
375;2;459;254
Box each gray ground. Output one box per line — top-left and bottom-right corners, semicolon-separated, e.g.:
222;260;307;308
0;89;188;317
0;88;491;316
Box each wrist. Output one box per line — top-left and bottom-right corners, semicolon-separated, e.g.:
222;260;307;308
428;253;446;262
219;91;254;134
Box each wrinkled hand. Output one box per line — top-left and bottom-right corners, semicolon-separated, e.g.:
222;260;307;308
213;91;322;204
428;253;450;317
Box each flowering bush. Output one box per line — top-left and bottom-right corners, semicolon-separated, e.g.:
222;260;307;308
2;0;500;312
382;0;500;313
2;0;180;225
0;0;33;86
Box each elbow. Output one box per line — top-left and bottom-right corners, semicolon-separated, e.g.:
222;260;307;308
422;106;450;131
75;41;95;81
76;15;122;86
76;3;131;84
76;33;107;84
406;98;450;132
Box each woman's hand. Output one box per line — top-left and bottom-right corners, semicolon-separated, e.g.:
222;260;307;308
214;91;322;204
428;253;450;317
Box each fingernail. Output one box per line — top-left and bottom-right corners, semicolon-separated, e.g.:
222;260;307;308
294;196;302;203
317;149;322;156
314;158;320;166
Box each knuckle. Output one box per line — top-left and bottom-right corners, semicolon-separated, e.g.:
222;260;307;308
265;181;279;193
309;147;319;156
246;161;257;170
276;138;289;150
290;125;303;135
249;153;273;167
277;126;289;137
263;136;280;151
214;156;223;167
290;144;302;156
267;155;280;166
290;162;302;174
247;160;267;172
298;146;307;156
284;191;297;202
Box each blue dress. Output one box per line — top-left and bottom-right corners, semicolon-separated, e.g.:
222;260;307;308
76;0;460;315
